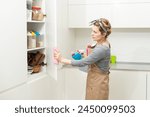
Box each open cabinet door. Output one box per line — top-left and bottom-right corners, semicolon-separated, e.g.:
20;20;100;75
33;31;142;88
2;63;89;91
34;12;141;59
0;0;27;92
45;0;58;80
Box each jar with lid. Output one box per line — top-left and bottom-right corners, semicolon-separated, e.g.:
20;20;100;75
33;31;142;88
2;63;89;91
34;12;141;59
32;6;44;21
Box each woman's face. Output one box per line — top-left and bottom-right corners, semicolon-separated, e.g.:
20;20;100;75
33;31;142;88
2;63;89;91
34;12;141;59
91;25;105;42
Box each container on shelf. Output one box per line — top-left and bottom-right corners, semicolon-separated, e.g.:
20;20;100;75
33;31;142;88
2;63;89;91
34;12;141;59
27;0;32;10
27;32;36;49
32;6;44;21
27;10;32;21
36;39;43;47
32;0;42;7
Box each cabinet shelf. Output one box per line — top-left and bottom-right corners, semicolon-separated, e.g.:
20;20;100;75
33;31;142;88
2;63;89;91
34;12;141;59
27;47;46;51
27;70;47;82
27;20;45;23
27;34;44;36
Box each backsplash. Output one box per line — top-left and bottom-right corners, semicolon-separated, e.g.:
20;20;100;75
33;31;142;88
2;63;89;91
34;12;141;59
74;28;150;63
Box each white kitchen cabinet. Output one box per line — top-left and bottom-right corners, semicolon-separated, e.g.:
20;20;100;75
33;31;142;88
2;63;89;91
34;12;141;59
147;72;150;100
27;0;47;77
64;68;147;100
68;0;150;28
112;3;150;28
109;70;147;100
0;0;57;95
0;0;71;99
0;0;27;92
26;0;60;80
69;0;150;4
0;75;65;100
64;67;87;100
68;4;113;28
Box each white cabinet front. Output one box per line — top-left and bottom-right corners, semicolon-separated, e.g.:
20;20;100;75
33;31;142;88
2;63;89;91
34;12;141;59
64;68;147;100
0;0;27;92
112;3;150;28
109;70;147;100
68;1;150;28
68;4;113;28
64;68;87;100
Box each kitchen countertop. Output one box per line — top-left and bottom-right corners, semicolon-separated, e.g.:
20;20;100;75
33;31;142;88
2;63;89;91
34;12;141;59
110;62;150;71
63;62;150;71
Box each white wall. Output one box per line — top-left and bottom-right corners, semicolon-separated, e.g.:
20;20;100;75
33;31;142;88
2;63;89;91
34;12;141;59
74;28;150;63
110;28;150;63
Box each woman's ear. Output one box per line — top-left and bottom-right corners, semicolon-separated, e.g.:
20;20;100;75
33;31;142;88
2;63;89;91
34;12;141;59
102;33;107;37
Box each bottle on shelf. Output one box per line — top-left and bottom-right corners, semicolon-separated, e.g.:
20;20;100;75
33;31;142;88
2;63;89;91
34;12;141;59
27;0;32;21
35;31;44;47
27;31;36;49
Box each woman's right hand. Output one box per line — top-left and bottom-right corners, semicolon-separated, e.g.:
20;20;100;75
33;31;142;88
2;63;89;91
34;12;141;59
54;49;62;62
54;50;71;65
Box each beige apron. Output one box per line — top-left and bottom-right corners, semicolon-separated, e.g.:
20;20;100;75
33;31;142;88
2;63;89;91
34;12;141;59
85;64;109;100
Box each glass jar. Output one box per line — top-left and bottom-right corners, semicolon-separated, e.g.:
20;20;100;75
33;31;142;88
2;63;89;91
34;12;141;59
32;6;44;21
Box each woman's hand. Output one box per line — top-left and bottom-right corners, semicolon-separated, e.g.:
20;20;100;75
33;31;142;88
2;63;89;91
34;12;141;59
54;49;62;62
54;49;71;65
86;44;93;56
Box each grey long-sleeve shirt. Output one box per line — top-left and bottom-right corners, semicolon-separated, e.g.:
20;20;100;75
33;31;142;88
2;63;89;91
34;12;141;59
71;44;110;72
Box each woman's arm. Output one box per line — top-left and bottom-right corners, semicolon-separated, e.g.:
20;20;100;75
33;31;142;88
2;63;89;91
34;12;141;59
60;58;71;64
54;46;106;66
71;46;106;67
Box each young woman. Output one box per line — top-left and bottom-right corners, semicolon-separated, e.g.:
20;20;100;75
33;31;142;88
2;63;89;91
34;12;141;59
54;18;112;100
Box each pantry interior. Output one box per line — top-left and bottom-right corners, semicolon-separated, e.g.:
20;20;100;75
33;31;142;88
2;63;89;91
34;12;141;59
0;0;150;100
